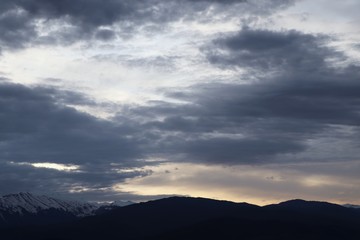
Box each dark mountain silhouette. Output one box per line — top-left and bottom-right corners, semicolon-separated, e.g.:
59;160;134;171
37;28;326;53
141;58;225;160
2;196;360;240
264;199;359;221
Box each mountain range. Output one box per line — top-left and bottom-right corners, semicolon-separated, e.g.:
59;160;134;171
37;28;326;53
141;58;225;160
0;192;133;228
1;193;360;240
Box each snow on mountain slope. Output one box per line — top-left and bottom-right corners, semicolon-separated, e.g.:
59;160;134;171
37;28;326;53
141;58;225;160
0;192;98;217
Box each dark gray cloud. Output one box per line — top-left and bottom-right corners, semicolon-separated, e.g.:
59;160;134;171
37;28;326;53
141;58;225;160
178;137;306;164
0;161;152;201
117;28;360;165
94;29;117;41
0;0;155;49
0;7;37;51
0;0;294;51
0;82;143;165
189;0;246;3
0;82;156;200
206;27;336;73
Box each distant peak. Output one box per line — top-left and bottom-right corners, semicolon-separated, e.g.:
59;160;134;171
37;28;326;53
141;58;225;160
279;199;308;204
0;192;99;217
264;199;346;211
279;199;334;205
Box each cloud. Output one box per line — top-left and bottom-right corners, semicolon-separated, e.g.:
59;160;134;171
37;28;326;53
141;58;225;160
0;82;143;165
0;81;156;199
177;137;306;164
0;7;37;51
2;21;359;201
94;29;116;41
2;28;360;169
0;161;153;201
0;0;294;51
117;28;360;165
205;27;336;73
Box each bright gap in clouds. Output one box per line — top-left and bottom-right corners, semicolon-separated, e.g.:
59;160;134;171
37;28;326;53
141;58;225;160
31;163;80;172
10;162;80;172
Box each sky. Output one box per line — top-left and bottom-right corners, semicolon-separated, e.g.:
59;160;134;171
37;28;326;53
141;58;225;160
0;0;360;205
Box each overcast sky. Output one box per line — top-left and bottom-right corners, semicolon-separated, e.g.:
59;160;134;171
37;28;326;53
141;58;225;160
0;0;359;205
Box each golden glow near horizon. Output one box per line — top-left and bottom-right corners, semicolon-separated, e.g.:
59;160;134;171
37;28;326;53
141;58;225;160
114;162;360;206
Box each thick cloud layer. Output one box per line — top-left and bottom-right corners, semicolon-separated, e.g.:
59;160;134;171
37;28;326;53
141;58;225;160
0;82;143;165
122;28;360;164
0;0;293;51
3;29;358;168
207;27;334;72
0;81;154;198
0;161;151;198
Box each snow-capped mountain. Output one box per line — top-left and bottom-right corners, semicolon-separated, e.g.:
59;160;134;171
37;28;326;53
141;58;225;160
0;192;136;228
0;192;98;217
0;192;101;227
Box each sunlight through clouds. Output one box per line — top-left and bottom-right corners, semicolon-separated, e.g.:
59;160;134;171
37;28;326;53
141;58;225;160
0;0;360;205
10;161;80;172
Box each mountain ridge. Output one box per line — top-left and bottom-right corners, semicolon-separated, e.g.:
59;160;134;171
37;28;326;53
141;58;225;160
0;192;97;217
0;192;131;228
1;194;360;239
